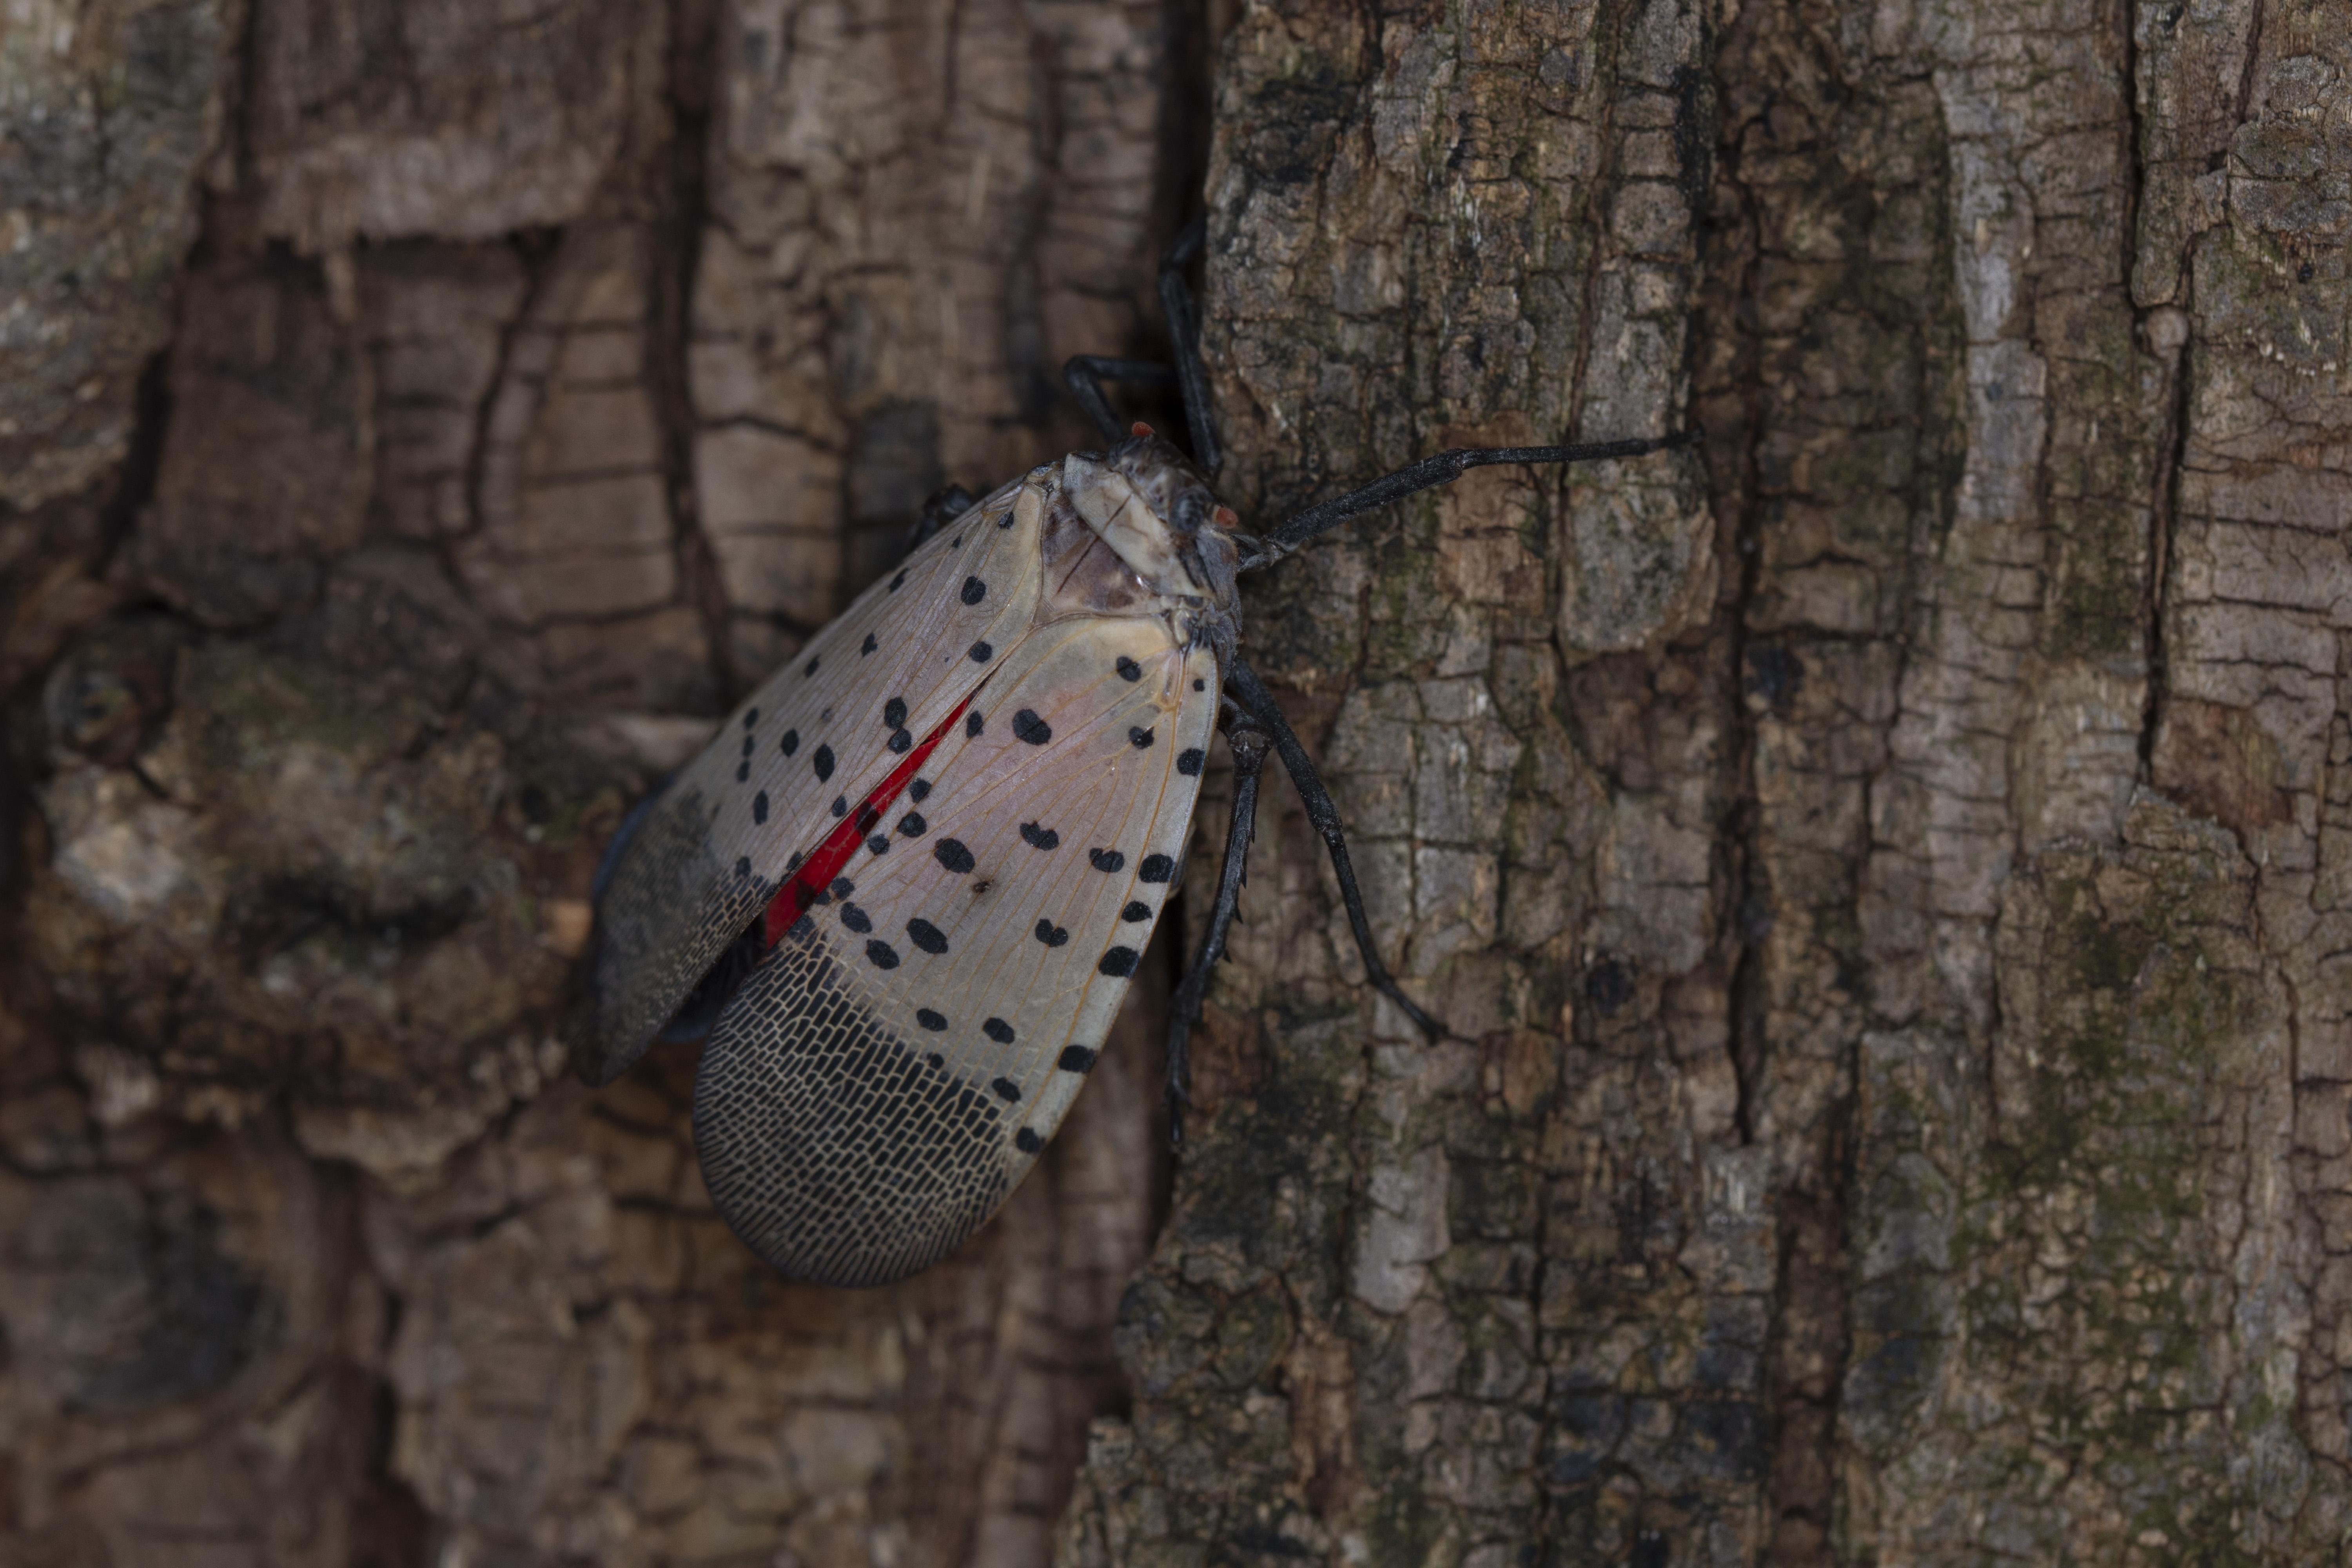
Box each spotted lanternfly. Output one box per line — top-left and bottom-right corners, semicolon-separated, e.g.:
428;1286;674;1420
569;221;1684;1287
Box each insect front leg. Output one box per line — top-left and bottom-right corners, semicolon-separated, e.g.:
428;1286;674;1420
1225;658;1444;1044
1155;217;1221;479
1165;710;1272;1149
1062;357;1174;445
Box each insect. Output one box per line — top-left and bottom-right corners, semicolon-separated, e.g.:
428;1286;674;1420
568;221;1682;1287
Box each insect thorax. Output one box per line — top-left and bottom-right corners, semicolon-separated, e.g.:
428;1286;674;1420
1052;432;1240;664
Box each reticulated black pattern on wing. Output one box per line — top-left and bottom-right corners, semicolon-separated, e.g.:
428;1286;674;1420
695;931;1011;1287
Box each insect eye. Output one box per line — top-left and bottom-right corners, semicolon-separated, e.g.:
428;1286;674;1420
1213;505;1238;530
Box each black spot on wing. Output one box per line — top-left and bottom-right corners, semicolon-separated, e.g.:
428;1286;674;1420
917;1008;948;1031
898;811;927;836
753;791;769;824
1098;947;1139;978
743;708;759;729
884;697;907;728
831;877;854;898
861;632;877;655
781;728;799;756
969;640;993;662
735;857;751;878
982;1016;1015;1043
888;569;907;591
990;1077;1020;1102
1020;822;1060;850
865;939;900;969
1192;677;1205;691
966;710;985;738
889;728;912;753
935;839;976;874
813;744;835;781
1089;848;1124;873
1177;748;1204;776
840;903;872;934
804;655;820;676
1139;854;1174;883
830;795;847;818
962;576;987;605
1014;1127;1044;1154
1116;655;1142;681
1122;900;1151;922
907;918;948;955
867;835;889;854
741;733;755;757
1130;726;1154;748
736;760;750;782
910;778;932;802
1035;920;1068;947
1013;709;1051;744
1058;1045;1098;1072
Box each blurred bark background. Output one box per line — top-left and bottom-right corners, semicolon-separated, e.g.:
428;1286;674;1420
3;0;2347;1563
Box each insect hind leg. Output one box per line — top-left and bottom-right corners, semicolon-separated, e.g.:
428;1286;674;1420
1226;657;1444;1044
1165;711;1273;1148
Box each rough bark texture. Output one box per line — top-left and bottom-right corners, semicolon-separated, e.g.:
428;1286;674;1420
4;0;2348;1564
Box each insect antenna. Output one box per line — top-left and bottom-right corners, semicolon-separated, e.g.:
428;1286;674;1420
1238;429;1699;573
1166;709;1272;1147
1225;657;1443;1044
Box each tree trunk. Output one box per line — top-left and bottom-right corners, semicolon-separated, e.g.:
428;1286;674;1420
4;0;2346;1564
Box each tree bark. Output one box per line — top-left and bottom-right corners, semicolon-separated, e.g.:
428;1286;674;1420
5;0;2348;1564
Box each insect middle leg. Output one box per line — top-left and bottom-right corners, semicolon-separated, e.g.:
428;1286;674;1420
904;483;981;552
1165;708;1272;1147
1225;657;1443;1043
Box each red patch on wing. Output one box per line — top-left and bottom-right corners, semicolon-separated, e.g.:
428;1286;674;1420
762;695;974;947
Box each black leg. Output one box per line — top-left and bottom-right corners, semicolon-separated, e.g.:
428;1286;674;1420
1156;218;1222;480
1239;430;1697;572
906;483;979;550
1063;356;1174;445
1225;658;1443;1042
1165;713;1272;1148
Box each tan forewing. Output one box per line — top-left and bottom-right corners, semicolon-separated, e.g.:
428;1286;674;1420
693;615;1220;1285
572;470;1050;1083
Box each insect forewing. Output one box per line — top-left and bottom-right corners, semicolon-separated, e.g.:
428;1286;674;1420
694;620;1220;1286
571;473;1047;1084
